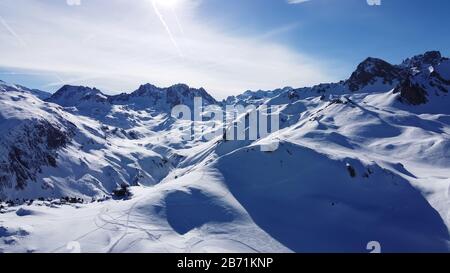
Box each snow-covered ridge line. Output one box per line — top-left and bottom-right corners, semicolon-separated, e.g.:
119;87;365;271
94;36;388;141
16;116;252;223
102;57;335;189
0;80;51;100
0;50;448;201
46;83;218;112
225;50;449;107
0;50;449;253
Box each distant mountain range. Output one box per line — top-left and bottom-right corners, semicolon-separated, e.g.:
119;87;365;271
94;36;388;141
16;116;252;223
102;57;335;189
0;51;449;253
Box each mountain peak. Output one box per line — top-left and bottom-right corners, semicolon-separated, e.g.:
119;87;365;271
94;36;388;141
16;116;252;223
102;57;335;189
58;85;101;93
138;83;158;89
105;82;218;111
401;51;443;69
169;83;190;90
346;57;401;91
355;57;396;74
47;85;108;107
421;50;442;61
134;83;194;96
136;83;199;93
360;56;388;65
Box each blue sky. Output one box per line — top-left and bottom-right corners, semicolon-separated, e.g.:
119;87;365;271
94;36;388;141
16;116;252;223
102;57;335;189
0;0;449;98
199;0;450;63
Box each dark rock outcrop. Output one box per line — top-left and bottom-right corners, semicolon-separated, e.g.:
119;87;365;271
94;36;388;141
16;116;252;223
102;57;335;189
0;120;76;192
394;78;428;105
346;57;402;91
47;85;108;107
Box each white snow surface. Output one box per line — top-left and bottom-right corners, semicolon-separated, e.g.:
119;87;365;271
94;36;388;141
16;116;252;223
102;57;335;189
0;52;449;253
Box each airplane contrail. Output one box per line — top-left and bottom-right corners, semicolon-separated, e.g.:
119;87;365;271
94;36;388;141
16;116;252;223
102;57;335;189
173;9;185;35
0;15;27;47
151;0;183;57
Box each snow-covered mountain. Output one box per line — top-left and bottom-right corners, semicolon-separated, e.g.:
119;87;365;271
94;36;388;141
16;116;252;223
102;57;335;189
48;83;217;113
0;89;173;201
255;51;449;107
0;80;51;100
110;83;217;110
0;51;449;253
47;85;109;107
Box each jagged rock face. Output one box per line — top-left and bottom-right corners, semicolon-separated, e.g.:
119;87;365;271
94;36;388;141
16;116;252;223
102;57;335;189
109;83;217;111
165;84;217;106
224;51;448;109
391;52;449;105
429;71;450;96
0;119;76;196
47;85;108;107
47;83;217;113
394;78;428;105
401;51;443;69
346;57;402;91
431;60;450;89
338;51;449;105
0;50;449;214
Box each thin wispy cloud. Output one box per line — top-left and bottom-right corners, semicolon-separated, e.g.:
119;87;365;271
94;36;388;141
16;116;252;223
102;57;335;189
0;0;333;98
0;15;27;47
254;22;301;41
287;0;311;4
288;0;382;5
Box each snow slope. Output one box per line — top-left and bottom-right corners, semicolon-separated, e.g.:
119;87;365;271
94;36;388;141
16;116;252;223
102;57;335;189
0;80;51;100
0;90;173;200
0;51;449;253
